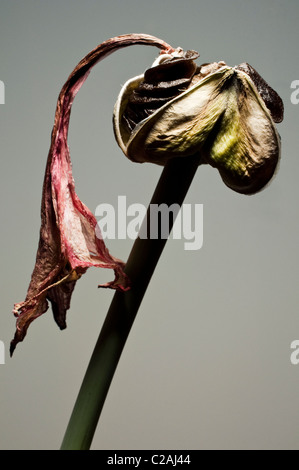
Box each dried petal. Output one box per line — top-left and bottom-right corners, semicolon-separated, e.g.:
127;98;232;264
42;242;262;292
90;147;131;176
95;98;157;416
11;34;174;355
236;63;284;123
201;67;282;194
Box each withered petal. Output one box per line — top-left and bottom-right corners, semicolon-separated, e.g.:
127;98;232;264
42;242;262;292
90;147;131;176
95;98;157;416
235;63;284;123
11;34;174;355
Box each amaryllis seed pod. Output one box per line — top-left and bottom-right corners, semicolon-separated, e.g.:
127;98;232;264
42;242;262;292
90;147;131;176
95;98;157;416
114;49;284;194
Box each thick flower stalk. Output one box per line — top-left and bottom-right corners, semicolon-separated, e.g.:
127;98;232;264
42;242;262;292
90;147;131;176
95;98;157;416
10;34;175;356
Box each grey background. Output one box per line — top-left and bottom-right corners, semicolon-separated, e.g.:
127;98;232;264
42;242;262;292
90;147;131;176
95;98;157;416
0;0;298;450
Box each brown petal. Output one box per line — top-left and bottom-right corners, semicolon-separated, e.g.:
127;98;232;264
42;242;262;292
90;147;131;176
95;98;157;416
236;63;284;123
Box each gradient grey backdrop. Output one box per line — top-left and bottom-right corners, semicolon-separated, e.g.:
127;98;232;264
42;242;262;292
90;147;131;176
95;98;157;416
1;0;298;450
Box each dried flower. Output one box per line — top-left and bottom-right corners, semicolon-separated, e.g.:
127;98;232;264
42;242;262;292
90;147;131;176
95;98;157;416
11;35;284;355
114;49;284;194
11;34;174;355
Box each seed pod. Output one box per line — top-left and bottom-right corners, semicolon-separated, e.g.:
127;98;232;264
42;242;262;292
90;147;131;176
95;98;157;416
113;50;284;195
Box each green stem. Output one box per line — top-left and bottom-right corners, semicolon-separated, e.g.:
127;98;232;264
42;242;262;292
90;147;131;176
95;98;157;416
60;154;200;450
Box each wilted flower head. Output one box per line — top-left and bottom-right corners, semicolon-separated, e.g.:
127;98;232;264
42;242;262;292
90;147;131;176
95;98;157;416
114;48;283;194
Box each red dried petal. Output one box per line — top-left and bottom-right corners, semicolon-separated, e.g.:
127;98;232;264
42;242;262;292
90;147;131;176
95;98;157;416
11;34;173;355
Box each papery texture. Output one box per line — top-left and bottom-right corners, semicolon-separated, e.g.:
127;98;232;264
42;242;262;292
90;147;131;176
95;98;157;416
114;54;283;194
11;34;174;355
